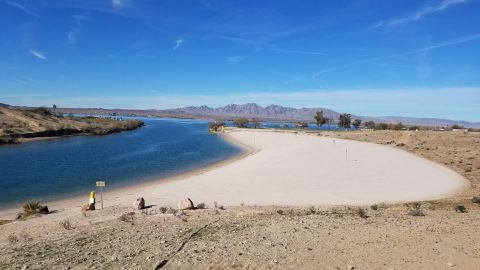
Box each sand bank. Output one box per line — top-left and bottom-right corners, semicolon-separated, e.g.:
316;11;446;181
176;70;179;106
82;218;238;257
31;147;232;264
0;129;468;219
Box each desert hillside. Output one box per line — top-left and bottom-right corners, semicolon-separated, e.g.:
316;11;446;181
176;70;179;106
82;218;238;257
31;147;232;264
0;107;144;144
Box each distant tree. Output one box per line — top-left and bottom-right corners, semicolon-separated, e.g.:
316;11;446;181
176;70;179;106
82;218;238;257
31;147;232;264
53;104;57;112
365;121;376;129
352;119;362;129
391;122;405;130
251;118;260;129
208;121;225;132
451;124;464;129
338;114;351;128
314;111;327;127
377;123;389;130
233;118;249;128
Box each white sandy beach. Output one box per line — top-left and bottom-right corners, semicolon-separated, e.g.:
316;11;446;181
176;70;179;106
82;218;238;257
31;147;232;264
0;129;468;219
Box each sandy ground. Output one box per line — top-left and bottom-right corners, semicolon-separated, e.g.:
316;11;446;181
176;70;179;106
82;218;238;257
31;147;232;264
1;129;479;270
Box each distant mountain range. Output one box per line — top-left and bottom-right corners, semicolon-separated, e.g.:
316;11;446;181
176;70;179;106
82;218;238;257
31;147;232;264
55;103;480;128
161;103;342;121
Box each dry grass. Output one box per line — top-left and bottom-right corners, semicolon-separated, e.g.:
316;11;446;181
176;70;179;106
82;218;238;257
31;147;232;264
118;212;135;223
59;219;73;230
7;234;18;244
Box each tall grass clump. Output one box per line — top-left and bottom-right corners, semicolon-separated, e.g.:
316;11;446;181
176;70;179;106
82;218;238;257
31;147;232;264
22;201;40;216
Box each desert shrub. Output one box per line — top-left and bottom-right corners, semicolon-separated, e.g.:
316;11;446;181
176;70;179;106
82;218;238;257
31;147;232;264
370;204;378;211
22;201;40;216
472;196;480;204
454;204;468;213
30;107;52;116
59;219;73;230
158;206;168;213
8;234;18;244
405;202;422;210
406;202;425;216
213;201;226;210
119;212;135;223
408;209;425;216
276;209;285;215
306;206;317;215
166;206;177;215
357;208;368;219
196;202;207;209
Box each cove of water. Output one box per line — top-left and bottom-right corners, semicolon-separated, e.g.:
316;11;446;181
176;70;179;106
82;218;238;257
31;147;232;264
0;118;242;209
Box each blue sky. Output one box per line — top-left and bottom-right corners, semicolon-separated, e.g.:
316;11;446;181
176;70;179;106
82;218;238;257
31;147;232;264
0;0;479;121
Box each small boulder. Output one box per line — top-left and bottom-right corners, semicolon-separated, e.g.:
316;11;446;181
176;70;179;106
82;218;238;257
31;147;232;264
178;198;194;210
134;197;145;210
37;205;49;214
15;213;23;220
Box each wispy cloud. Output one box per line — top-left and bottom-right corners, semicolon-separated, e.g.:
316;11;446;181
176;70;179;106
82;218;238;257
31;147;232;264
67;14;89;45
403;32;480;55
227;48;261;63
173;38;184;50
4;0;37;16
271;48;331;56
29;50;46;60
111;0;128;8
312;32;480;80
371;0;469;29
220;35;330;62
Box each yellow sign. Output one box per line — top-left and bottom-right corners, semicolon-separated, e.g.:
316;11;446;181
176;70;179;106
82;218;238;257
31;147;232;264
96;181;106;187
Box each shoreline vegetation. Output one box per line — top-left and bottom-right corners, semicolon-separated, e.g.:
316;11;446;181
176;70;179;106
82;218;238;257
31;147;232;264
0;106;144;145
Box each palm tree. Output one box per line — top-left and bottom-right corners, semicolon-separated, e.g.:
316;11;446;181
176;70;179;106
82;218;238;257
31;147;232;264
314;111;327;127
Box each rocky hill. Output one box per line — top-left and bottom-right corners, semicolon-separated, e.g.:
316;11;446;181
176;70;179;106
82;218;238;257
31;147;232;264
0;107;144;144
161;103;341;121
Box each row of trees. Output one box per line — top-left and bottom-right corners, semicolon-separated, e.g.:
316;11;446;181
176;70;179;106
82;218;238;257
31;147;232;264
208;118;261;132
314;111;362;129
364;121;405;130
209;111;408;132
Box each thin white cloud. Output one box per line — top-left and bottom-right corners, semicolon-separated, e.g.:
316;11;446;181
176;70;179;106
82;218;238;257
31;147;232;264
271;48;331;56
227;48;261;63
111;0;128;8
220;35;331;58
67;14;89;45
403;32;480;55
4;0;37;16
29;50;46;60
372;0;469;29
312;32;480;80
173;38;184;50
67;31;76;45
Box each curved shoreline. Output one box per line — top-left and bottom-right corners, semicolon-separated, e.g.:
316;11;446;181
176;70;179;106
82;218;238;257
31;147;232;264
0;129;255;218
0;128;469;219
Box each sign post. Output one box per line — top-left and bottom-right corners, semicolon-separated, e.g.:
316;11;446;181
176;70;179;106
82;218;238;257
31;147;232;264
96;181;106;209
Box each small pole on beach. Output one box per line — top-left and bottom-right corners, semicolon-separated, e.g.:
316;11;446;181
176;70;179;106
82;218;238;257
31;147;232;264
345;147;348;162
96;180;106;210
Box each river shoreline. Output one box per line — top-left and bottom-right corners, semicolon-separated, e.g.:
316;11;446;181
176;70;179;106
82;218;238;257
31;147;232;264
0;129;252;218
0;128;468;220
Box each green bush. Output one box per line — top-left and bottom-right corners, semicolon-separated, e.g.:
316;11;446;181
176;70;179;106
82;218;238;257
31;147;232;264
22;201;40;216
